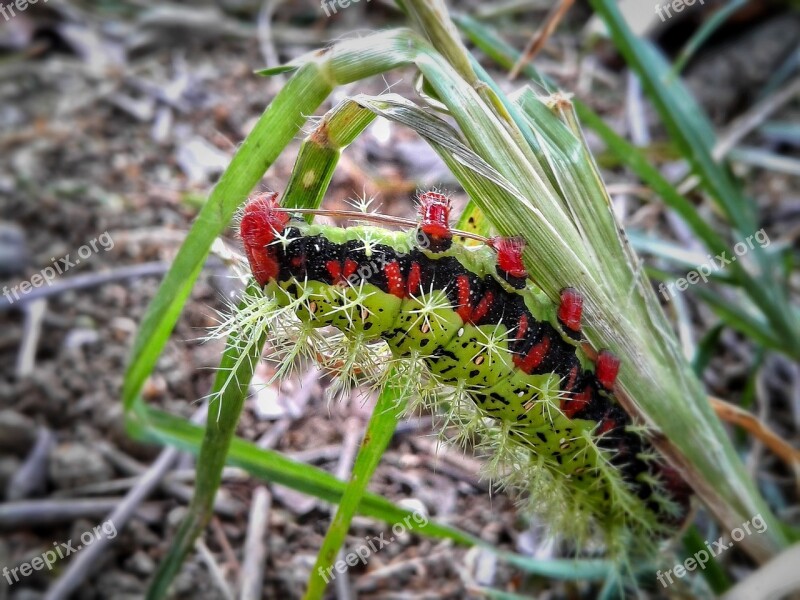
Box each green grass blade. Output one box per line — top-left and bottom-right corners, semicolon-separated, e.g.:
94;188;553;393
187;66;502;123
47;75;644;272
145;297;267;598
304;372;408;599
282;100;378;211
683;526;732;593
456;13;800;361
349;80;788;561
588;0;800;356
572;106;733;265
587;0;752;232
692;287;784;350
122;62;333;412
129;405;475;544
130;404;615;581
670;0;748;77
455;14;759;296
453;15;555;94
692;323;725;377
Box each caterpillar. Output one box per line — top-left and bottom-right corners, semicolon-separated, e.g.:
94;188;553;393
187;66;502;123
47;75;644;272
234;190;691;552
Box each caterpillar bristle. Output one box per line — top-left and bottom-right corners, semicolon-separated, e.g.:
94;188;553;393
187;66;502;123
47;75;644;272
345;191;381;215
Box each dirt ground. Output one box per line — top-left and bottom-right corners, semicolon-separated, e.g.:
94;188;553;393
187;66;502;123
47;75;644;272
1;1;798;599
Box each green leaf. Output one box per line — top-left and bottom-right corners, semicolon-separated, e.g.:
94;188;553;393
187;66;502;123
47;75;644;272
456;14;782;329
304;372;408;599
682;526;731;594
123;62;334;413
131;404;614;580
145;292;268;598
670;0;749;77
588;0;800;356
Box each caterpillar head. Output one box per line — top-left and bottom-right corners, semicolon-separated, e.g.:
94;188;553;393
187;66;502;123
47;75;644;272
240;192;289;286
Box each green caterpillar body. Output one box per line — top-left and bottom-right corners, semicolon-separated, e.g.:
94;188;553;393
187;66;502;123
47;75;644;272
239;192;691;546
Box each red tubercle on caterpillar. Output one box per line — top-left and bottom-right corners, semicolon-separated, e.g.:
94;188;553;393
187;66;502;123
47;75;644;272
565;365;579;392
516;313;529;341
407;262;421;296
326;258;360;286
596;350;621;390
417;191;452;243
325;260;342;283
453;273;496;325
240;192;289;286
383;262;405;298
455;274;472;322
558;287;583;333
343;259;358;280
597;412;618;435
489;236;528;279
471;290;494;324
514;335;551;373
561;385;592;419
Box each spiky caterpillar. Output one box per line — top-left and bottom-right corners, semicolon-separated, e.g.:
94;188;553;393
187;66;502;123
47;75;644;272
237;191;691;550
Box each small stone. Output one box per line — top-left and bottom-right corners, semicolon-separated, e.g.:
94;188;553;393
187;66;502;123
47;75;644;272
48;443;113;489
166;506;188;533
126;550;156;576
271;486;317;516
62;328;100;350
93;570;145;599
9;589;45;600
141;376;167;401
0;456;21;497
126;519;161;547
0;220;28;277
0;411;37;455
172;559;216;596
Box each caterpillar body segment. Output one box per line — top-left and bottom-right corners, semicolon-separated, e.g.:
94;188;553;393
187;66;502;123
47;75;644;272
237;191;691;548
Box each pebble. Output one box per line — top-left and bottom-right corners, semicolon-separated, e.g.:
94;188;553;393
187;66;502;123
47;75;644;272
166;505;188;533
0;220;28;277
9;590;44;600
48;443;113;489
93;570;145;598
0;410;37;455
0;456;21;498
126;550;156;576
172;558;219;598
